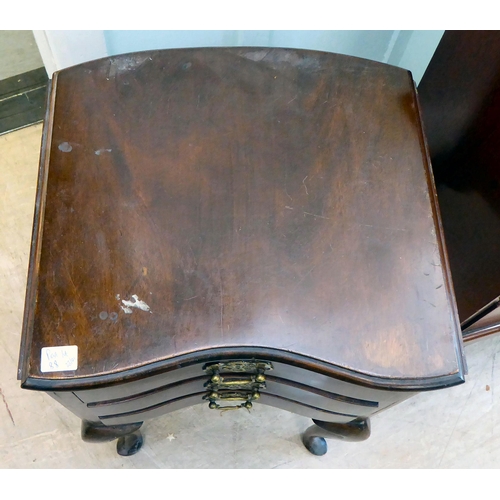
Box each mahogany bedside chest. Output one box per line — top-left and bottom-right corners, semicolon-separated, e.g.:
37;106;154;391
17;47;467;457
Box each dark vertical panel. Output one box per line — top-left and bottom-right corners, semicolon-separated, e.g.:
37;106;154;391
418;30;500;322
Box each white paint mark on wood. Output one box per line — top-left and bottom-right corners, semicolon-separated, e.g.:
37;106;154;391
120;294;151;313
95;148;112;155
58;142;72;153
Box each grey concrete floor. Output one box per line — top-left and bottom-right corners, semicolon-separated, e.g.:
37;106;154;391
2;124;500;469
0;31;44;80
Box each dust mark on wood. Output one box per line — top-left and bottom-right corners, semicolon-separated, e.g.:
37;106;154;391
0;387;15;426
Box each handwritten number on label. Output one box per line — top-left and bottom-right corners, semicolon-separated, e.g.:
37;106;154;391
41;346;78;372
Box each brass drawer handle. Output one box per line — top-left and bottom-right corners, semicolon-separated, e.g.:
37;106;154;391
203;360;272;410
206;373;266;390
204;360;273;375
204;390;260;411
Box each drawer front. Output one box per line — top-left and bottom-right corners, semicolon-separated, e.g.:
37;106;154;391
97;391;358;426
87;373;381;419
89;377;206;416
69;358;411;427
74;363;205;403
74;358;406;409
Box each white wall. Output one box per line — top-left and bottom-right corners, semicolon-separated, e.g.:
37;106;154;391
388;30;446;84
33;30;444;85
32;30;108;77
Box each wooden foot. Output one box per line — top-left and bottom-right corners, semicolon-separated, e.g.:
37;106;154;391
117;430;144;456
81;420;144;456
302;417;371;456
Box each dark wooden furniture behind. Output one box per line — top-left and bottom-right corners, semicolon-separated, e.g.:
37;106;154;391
418;30;500;343
18;47;466;457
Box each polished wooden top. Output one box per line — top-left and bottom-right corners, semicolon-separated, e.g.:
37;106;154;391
19;48;465;390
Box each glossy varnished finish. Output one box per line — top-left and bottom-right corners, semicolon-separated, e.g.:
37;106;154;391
19;48;465;394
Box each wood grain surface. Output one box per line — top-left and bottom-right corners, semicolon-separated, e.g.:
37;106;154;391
19;48;465;389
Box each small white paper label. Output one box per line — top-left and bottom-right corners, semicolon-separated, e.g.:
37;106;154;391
41;346;78;372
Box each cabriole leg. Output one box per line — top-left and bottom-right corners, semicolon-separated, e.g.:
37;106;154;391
302;417;371;456
81;420;144;456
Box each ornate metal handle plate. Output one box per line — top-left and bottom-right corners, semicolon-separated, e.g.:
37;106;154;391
203;360;273;411
204;360;273;374
204;390;261;410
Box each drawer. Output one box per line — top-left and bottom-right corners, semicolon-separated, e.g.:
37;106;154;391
74;357;406;411
98;390;359;426
88;372;381;419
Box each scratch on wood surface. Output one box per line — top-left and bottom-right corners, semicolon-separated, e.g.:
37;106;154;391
187;240;198;266
0;386;15;426
358;223;406;231
302;176;309;195
219;269;224;335
285;206;293;210
303;211;329;219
